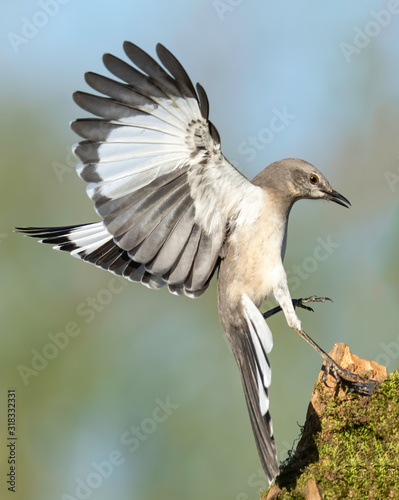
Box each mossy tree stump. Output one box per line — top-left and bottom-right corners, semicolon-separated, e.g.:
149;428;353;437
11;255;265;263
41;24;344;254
263;344;399;500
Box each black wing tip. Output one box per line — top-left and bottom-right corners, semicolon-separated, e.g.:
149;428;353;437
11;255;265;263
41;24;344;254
84;71;97;83
102;52;122;71
15;226;49;236
123;40;141;56
208;121;221;146
15;224;92;235
70;119;80;135
196;82;209;119
72;90;83;105
102;52;113;62
155;42;169;59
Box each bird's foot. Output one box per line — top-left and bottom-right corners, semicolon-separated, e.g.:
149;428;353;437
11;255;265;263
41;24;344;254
262;295;331;320
293;296;332;313
294;328;379;396
321;355;378;396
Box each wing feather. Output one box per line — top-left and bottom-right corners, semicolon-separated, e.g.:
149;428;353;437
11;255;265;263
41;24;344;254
160;224;202;281
145;204;196;278
102;53;166;98
132;201;194;263
72;120;183;143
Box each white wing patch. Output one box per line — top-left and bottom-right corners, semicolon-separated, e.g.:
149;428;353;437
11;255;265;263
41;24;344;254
51;222;112;257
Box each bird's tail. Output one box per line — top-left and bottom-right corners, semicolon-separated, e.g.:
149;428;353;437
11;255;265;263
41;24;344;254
232;296;279;483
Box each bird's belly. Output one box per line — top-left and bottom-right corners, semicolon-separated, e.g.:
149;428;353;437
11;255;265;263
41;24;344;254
224;225;286;308
242;252;284;307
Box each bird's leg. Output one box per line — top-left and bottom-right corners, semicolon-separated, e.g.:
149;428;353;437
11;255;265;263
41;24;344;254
262;295;331;320
294;328;378;396
262;296;378;395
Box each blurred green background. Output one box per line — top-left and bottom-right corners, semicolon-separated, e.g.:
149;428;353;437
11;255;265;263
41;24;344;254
1;1;399;499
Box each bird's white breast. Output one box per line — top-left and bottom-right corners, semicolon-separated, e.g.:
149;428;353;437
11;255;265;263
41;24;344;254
224;192;289;307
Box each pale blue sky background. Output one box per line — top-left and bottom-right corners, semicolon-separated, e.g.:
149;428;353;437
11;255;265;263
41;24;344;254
2;1;399;500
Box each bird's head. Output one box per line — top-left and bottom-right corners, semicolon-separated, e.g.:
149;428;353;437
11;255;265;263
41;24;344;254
252;158;351;208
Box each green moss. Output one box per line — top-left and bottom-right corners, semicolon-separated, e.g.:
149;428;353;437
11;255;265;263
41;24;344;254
264;370;399;499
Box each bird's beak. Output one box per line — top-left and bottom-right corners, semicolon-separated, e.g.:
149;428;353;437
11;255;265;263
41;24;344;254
324;189;351;208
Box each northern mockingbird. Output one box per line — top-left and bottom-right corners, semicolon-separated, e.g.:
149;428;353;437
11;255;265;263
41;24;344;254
17;43;375;483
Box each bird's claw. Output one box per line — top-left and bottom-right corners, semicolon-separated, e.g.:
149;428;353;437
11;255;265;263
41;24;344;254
322;357;342;387
321;356;378;396
297;303;314;313
293;296;332;313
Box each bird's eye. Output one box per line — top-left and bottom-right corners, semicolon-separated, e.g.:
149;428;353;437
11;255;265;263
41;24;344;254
310;174;319;185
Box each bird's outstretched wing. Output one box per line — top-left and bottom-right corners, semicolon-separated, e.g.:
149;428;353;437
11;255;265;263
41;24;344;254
66;42;263;297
